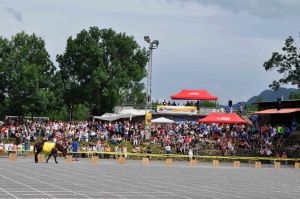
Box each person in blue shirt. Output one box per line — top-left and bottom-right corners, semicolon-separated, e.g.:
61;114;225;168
24;137;29;151
292;119;297;132
72;138;79;161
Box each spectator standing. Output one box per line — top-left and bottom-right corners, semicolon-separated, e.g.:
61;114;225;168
0;126;5;139
292;119;297;132
162;100;167;105
15;131;21;146
188;147;193;160
72;138;79;161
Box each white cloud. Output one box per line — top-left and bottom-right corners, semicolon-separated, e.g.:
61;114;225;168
188;0;300;17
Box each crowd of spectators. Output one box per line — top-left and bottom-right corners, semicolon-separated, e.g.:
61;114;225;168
0;119;299;159
150;122;299;157
161;99;200;107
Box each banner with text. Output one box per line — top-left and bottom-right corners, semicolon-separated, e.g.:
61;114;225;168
157;105;197;114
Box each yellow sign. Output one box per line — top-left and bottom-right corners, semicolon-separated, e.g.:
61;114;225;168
157;105;197;114
145;112;152;125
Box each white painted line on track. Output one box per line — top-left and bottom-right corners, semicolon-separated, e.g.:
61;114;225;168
19;162;172;199
0;174;55;199
0;187;20;199
1;159;300;199
1;164;123;199
62;163;196;199
0;168;92;199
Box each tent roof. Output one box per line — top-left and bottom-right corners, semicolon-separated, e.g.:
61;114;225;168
171;89;218;100
198;113;247;124
93;113;120;121
93;109;146;121
151;117;175;123
254;108;300;114
118;109;146;116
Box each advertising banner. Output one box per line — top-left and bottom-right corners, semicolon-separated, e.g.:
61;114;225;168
145;112;152;125
157;105;197;114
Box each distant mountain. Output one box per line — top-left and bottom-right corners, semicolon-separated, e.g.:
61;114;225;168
247;87;300;104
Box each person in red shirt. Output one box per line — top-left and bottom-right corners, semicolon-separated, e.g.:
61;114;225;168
1;127;6;139
281;152;288;165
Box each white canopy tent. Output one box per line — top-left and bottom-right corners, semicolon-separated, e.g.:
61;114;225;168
151;117;175;124
118;109;146;118
93;113;120;121
93;109;146;121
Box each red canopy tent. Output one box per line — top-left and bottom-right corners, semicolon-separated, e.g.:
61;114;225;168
171;89;218;101
198;113;248;124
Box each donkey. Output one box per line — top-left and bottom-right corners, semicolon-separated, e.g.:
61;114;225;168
34;141;67;163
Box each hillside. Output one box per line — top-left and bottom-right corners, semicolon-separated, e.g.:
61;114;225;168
247;87;300;104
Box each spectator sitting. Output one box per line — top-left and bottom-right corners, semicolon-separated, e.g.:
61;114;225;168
117;134;122;144
260;147;266;156
104;144;111;159
0;140;4;156
281;152;288;165
111;134;118;144
122;145;127;158
114;145;119;159
266;148;272;156
165;144;171;154
136;145;141;153
132;146;137;153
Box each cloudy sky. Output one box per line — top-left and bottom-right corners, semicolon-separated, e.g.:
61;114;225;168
1;0;300;104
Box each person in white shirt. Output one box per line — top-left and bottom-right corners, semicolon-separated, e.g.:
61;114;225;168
0;141;4;155
4;143;9;151
122;146;127;158
188;147;193;160
114;145;119;159
266;148;272;156
165;145;171;154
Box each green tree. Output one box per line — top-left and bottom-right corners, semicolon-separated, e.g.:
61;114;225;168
244;103;258;112
201;101;217;108
0;37;9;105
0;32;56;117
263;36;300;90
255;96;264;103
289;91;300;100
57;27;148;115
72;103;90;120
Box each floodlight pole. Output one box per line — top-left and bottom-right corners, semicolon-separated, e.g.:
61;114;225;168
144;36;159;111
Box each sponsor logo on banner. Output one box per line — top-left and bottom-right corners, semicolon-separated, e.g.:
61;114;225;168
145;112;152;125
157;105;197;114
217;117;230;121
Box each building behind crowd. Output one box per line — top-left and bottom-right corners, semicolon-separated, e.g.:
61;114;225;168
254;100;300;128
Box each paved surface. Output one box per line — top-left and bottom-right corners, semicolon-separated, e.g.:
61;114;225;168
0;158;299;199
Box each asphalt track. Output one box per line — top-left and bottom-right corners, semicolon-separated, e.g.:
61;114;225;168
0;158;299;199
